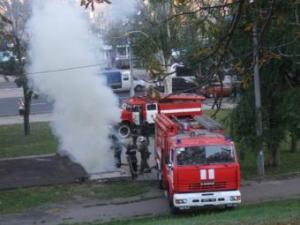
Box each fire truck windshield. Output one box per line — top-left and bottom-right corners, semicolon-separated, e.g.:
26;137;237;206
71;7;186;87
176;145;235;166
122;103;132;111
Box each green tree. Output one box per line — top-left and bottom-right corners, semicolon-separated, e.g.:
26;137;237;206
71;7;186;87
229;0;299;169
0;0;33;136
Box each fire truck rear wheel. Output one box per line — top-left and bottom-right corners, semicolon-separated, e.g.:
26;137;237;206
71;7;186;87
134;85;143;92
118;123;131;138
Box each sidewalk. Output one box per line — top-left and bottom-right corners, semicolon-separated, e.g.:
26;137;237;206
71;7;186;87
0;75;15;83
0;113;52;125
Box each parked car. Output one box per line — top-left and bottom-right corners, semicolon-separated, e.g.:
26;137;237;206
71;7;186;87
172;77;198;93
200;82;232;97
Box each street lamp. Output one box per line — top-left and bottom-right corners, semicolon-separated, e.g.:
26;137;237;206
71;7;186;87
112;30;161;97
127;36;134;97
124;30;161;97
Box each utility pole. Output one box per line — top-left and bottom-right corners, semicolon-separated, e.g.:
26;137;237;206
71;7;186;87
162;0;172;94
128;36;134;97
253;21;265;177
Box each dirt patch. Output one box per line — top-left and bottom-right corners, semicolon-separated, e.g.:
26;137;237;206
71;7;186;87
0;154;88;189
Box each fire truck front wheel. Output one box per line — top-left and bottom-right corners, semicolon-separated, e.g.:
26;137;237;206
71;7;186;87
118;122;131;138
169;194;180;214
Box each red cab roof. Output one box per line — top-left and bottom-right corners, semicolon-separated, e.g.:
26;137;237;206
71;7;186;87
124;94;205;105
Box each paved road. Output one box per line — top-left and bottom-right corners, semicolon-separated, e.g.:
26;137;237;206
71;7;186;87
0;77;238;117
0;82;17;89
0;84;137;116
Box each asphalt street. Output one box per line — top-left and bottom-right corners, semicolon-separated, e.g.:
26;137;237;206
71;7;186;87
0;97;53;116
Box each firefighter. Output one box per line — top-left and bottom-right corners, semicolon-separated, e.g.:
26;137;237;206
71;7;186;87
126;143;138;178
110;134;122;168
131;125;139;146
140;121;150;145
137;136;151;174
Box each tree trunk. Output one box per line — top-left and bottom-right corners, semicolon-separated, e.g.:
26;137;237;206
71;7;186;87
253;21;265;176
14;34;32;136
268;142;280;168
290;132;297;153
23;85;32;136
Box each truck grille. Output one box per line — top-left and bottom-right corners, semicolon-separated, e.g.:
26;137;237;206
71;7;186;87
188;181;226;191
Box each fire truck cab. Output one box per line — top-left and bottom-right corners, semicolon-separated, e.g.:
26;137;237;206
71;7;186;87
155;114;241;213
118;94;204;138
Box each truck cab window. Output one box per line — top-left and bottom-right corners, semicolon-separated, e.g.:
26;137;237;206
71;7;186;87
147;104;157;111
176;145;235;166
133;105;142;112
123;75;129;81
126;104;132;111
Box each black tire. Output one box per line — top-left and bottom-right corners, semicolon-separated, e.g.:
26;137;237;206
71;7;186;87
118;123;131;138
157;168;164;190
226;204;237;210
169;194;180;214
135;85;143;92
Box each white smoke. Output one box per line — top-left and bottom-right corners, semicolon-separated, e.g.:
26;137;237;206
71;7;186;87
107;0;137;22
27;0;120;173
93;0;137;23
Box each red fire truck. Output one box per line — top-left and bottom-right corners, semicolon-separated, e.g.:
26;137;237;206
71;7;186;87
155;114;241;213
118;94;205;138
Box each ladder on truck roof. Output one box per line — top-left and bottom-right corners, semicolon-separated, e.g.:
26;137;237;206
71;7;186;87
170;115;223;133
194;115;223;131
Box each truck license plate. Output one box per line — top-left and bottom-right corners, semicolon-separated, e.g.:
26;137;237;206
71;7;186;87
201;198;216;202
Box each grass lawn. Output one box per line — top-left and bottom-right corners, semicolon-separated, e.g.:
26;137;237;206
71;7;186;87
73;199;300;225
0;122;58;158
0;111;299;179
0;181;155;213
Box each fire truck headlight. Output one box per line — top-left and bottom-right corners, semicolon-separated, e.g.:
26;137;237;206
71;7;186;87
175;199;188;204
230;196;241;201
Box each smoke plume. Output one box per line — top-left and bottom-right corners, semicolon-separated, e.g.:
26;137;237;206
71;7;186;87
27;0;119;173
107;0;137;22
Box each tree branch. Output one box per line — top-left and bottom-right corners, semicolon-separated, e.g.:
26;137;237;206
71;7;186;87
165;1;240;22
0;13;12;24
259;0;276;45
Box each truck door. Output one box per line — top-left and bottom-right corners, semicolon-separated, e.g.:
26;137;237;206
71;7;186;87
146;103;158;124
121;72;130;90
132;105;142;126
167;149;175;191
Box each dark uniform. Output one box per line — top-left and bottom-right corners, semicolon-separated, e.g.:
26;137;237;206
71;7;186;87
111;134;122;168
131;126;139;146
138;137;151;173
140;121;150;145
126;144;138;178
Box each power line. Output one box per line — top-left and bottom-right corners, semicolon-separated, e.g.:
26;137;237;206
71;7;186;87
26;63;107;76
